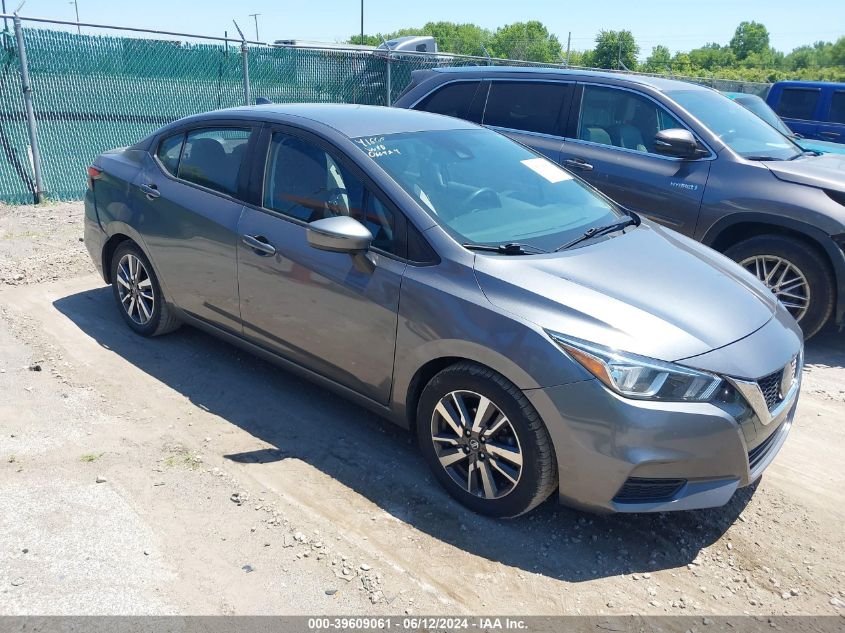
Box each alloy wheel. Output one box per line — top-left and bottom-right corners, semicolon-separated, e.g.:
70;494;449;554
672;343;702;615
739;255;810;322
116;253;155;325
430;390;523;500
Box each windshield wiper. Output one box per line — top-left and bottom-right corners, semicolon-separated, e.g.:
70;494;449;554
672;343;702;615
744;155;784;161
461;242;547;255
554;214;640;252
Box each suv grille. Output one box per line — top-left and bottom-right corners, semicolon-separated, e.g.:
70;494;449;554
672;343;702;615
613;478;687;504
757;369;784;410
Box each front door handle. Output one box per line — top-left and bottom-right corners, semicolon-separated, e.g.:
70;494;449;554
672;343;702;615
562;158;594;171
139;183;160;199
241;234;276;256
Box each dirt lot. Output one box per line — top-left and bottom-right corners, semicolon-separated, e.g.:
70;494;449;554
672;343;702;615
1;201;844;616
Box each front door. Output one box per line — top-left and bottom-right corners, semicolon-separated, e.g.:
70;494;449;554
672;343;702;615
236;129;405;404
560;84;710;236
134;125;254;332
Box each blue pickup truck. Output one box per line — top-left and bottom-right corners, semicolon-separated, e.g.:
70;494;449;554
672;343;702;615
766;81;845;144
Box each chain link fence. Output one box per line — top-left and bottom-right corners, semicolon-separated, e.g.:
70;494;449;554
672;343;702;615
0;16;772;205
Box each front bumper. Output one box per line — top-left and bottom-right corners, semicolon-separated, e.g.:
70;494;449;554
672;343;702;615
525;359;801;514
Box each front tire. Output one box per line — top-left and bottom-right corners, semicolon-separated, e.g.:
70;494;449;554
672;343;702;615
110;242;180;337
724;235;834;340
416;362;557;518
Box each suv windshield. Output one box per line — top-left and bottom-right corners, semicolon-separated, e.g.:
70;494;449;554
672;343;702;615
352;129;622;252
733;95;794;137
669;89;802;160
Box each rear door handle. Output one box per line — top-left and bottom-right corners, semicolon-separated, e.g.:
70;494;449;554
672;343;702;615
562;158;594;171
139;183;160;199
241;234;276;256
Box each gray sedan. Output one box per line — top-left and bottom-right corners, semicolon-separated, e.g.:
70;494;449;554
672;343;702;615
83;104;802;517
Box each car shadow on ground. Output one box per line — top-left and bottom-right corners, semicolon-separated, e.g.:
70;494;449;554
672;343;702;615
804;325;845;369
55;286;755;583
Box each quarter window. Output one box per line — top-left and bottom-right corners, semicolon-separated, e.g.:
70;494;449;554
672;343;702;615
415;81;485;123
578;85;683;153
177;127;251;197
263;132;398;255
775;88;820;120
483;81;569;136
156;133;184;176
829;91;845;125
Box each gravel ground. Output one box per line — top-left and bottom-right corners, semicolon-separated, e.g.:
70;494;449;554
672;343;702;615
1;201;844;616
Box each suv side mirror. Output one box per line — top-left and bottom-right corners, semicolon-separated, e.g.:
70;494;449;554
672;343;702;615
307;215;373;253
654;128;704;159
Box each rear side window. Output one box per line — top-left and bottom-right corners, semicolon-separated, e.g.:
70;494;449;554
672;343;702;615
829;91;845;124
775;88;820;120
415;81;485;123
177;127;251;196
156;133;183;176
483;81;569;136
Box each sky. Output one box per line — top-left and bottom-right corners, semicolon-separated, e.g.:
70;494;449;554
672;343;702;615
8;0;845;58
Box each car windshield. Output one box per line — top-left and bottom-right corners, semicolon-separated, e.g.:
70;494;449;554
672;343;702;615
352;129;622;252
669;89;802;160
733;95;794;137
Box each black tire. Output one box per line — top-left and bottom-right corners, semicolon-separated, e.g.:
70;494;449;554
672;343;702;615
724;235;835;340
110;241;181;337
416;362;557;518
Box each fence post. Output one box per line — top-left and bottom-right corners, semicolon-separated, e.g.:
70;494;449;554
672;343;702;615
385;49;392;106
13;15;45;203
240;41;251;106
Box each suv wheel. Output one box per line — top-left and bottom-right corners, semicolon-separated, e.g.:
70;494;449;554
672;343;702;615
724;235;834;339
110;242;181;337
416;362;557;518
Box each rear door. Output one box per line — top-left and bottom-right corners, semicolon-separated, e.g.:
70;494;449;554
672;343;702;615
817;89;845;144
134;123;256;333
771;86;822;139
480;80;572;161
559;83;710;236
236;126;406;404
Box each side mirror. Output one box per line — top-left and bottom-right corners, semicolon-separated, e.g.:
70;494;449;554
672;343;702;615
306;215;373;253
654;128;703;159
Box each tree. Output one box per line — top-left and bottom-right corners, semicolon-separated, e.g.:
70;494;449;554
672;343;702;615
643;45;672;73
592;30;639;70
729;21;770;60
489;21;562;63
688;43;736;71
349;22;492;56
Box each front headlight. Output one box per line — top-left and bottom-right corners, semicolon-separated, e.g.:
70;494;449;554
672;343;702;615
548;332;722;402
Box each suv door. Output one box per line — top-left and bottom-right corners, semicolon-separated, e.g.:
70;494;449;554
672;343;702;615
560;84;710;236
135;124;255;332
480;80;572;160
236;127;406;404
817;89;845;144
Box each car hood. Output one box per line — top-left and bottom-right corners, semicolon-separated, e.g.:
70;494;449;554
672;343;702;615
764;153;845;192
474;222;778;362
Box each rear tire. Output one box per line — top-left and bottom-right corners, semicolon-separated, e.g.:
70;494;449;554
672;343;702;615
416;362;557;518
724;235;834;340
110;242;180;337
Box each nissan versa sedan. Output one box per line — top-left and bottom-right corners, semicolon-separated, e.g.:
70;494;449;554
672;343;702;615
84;104;803;517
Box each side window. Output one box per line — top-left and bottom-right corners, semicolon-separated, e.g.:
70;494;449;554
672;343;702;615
483;81;569;135
177;127;251;197
775;88;820;120
156;133;184;176
263;132;398;255
828;91;845;125
578;85;683;153
415;81;485;123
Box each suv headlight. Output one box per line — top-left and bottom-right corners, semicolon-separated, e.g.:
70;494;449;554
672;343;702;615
548;332;722;402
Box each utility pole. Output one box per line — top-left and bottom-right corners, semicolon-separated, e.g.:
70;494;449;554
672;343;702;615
249;12;260;41
565;31;571;66
360;0;364;43
69;0;80;35
617;39;622;69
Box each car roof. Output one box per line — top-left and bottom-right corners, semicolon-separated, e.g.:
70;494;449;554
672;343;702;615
772;80;845;89
180;103;478;138
722;91;763;101
427;65;710;93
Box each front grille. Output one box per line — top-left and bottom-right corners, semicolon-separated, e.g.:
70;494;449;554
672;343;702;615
613;478;687;504
748;424;783;471
757;369;784;410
